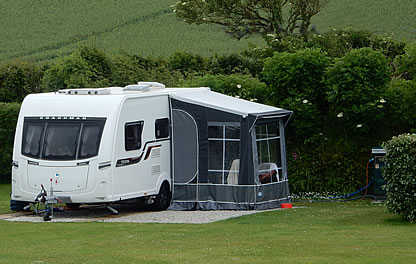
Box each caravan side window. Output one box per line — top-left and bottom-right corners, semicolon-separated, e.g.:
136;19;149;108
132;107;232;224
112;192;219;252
125;121;144;151
155;118;169;139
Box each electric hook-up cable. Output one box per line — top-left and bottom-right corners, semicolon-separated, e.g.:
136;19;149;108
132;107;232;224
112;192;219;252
293;158;377;202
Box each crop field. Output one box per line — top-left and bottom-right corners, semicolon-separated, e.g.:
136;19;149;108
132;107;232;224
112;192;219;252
313;0;416;39
0;0;263;61
1;0;416;62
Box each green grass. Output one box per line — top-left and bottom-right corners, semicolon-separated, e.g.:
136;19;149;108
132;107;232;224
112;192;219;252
0;184;11;214
0;184;415;263
1;0;416;62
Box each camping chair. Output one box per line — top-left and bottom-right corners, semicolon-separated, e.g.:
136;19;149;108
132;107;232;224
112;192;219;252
258;163;279;184
226;159;240;185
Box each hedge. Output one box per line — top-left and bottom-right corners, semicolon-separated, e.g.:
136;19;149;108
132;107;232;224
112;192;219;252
383;133;416;222
0;102;20;182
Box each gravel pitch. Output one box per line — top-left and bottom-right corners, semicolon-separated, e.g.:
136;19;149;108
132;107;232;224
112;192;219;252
2;205;277;224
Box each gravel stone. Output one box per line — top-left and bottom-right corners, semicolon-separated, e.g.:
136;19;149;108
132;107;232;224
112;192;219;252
2;205;282;224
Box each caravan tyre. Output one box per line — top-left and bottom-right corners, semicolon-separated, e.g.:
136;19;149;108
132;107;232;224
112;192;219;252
153;182;172;211
10;194;30;212
66;203;81;210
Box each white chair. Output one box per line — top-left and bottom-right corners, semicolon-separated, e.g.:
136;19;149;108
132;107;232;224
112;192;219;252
227;159;240;185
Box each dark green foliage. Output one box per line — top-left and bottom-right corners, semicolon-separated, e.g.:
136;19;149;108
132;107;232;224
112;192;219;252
263;49;331;109
262;49;331;139
42;46;112;90
77;45;112;86
394;44;416;80
309;29;406;60
111;54;153;86
383;134;416;222
0;62;43;102
326;48;391;136
289;139;369;193
384;80;416;134
168;52;208;77
211;54;250;75
0;103;20;182
180;74;269;104
112;54;182;87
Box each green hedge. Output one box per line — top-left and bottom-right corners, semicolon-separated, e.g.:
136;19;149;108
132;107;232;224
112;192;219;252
0;102;20;182
0;61;43;102
383;134;416;222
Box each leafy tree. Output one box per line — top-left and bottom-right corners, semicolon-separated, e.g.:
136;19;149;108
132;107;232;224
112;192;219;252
168;51;209;77
262;48;331;112
0;61;43;102
173;0;327;40
42;46;112;90
394;44;416;80
326;48;391;137
309;29;406;59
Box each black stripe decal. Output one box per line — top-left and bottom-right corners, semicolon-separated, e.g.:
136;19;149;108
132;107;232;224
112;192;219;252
116;138;170;168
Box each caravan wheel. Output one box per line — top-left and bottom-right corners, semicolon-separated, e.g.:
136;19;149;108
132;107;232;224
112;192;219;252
152;182;171;211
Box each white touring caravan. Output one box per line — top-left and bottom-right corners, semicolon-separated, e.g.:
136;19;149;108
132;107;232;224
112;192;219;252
11;82;293;212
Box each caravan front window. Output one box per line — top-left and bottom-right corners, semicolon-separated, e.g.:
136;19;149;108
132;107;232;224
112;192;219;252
21;117;106;161
22;123;44;158
43;124;80;160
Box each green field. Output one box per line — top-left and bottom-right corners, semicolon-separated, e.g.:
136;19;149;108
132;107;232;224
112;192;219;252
313;0;416;39
1;184;415;263
0;0;416;62
0;0;264;61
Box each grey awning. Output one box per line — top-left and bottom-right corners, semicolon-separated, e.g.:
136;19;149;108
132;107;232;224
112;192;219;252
170;89;292;118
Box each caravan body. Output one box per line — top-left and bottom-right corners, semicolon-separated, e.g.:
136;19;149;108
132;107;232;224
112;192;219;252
11;84;192;207
11;83;293;210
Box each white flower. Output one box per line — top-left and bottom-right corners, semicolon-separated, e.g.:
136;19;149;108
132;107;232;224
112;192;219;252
236;84;242;89
380;98;386;103
337;112;343;118
182;1;187;5
356;124;362;128
303;99;308;104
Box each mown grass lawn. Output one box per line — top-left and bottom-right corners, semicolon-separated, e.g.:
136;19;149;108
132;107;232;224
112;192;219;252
0;184;414;263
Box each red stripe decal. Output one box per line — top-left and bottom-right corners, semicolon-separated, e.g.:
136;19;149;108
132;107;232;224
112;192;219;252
144;145;161;160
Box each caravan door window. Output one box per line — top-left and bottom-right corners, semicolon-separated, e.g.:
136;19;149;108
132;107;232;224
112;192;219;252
21;117;106;160
125;121;144;151
155;118;169;139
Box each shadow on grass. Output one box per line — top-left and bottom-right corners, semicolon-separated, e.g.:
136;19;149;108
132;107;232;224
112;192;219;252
383;215;414;225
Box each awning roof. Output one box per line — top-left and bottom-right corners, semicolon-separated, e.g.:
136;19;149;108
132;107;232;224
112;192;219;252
170;89;292;118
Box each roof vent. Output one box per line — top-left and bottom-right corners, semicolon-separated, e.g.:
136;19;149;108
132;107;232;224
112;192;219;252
123;82;165;92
